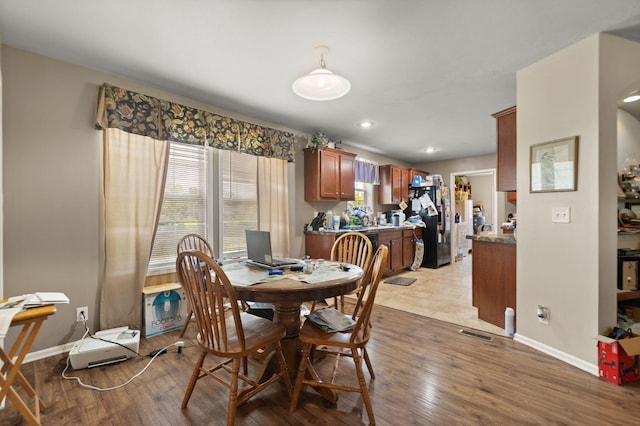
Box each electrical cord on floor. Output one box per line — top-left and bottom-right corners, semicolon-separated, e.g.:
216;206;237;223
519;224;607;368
61;313;185;391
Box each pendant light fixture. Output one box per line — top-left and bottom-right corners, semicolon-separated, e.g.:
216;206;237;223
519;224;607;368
292;46;351;101
624;90;640;103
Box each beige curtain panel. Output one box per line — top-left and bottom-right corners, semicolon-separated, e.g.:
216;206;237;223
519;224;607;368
100;128;169;330
257;157;290;257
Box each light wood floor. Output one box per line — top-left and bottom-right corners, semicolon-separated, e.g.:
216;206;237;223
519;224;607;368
374;252;505;335
2;295;640;424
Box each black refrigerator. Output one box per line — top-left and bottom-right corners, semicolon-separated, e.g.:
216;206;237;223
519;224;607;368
405;184;451;268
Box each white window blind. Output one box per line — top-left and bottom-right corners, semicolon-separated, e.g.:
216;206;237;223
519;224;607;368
149;142;207;270
222;150;258;258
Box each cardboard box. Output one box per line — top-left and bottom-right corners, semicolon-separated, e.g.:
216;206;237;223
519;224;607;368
597;331;640;385
142;283;187;337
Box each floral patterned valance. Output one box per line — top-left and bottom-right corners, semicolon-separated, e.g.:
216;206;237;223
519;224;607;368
95;83;295;162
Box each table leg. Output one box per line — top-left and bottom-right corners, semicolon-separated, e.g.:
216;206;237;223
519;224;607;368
272;303;338;404
272;302;302;378
0;318;47;425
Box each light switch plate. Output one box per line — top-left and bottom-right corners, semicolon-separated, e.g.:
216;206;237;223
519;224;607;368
552;207;570;223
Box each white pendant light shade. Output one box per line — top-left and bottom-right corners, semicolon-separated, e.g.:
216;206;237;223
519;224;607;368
292;47;351;101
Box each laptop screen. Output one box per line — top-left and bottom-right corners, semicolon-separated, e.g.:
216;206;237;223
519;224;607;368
245;230;275;264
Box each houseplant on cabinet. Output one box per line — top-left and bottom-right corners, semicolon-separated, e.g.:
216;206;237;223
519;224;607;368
306;131;330;152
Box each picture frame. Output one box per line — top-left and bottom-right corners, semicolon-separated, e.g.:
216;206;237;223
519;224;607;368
530;136;578;193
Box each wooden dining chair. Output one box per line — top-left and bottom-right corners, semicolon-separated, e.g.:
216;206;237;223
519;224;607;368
177;234;214;338
177;250;292;426
311;231;373;313
290;244;388;426
177;234;248;338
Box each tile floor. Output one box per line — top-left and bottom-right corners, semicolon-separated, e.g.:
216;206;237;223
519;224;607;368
372;252;505;336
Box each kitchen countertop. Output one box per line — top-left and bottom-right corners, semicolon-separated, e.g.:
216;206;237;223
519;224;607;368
466;233;517;245
305;224;422;235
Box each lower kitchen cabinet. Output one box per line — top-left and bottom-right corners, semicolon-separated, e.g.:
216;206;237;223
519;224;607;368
402;228;421;269
470;238;516;329
379;231;403;275
304;233;337;259
304;227;422;276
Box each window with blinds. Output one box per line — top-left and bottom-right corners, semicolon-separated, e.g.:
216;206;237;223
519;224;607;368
222;150;258;258
149;142;207;270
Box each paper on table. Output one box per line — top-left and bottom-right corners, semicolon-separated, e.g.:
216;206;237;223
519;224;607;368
298;263;362;285
221;263;287;287
24;292;69;307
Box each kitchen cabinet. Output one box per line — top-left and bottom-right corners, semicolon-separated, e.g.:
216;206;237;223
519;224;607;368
304;147;357;201
379;228;421;275
409;168;429;181
379;230;403;275
304;233;338;259
470;237;516;329
305;227;421;276
492;106;517;192
401;229;420;269
379;165;410;205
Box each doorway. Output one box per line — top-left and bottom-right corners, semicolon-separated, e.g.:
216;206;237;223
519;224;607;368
449;168;498;261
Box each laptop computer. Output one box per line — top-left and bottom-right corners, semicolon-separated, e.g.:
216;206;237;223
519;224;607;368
245;230;299;268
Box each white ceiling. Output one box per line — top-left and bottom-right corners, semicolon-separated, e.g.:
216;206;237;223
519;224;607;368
2;1;640;164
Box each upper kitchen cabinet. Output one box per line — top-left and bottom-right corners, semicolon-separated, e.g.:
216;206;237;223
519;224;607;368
492;106;517;192
379;165;410;205
304;147;357;201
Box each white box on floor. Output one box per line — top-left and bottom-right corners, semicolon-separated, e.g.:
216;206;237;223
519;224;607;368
142;282;188;337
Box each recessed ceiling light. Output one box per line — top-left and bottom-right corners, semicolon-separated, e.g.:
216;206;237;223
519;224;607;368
358;121;374;128
424;147;436;154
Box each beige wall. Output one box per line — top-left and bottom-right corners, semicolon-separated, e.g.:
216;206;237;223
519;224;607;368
3;46;102;349
516;33;640;370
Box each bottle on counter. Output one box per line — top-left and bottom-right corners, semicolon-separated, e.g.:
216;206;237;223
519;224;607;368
326;210;334;230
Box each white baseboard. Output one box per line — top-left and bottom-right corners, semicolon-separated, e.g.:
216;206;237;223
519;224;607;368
515;333;599;376
23;341;76;364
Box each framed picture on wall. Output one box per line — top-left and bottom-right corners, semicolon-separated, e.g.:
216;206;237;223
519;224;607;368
530;136;579;193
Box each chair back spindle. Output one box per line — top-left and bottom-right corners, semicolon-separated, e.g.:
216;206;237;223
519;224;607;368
176;250;245;354
350;244;387;343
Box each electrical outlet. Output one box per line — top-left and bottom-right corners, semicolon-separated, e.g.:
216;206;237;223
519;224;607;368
76;306;88;323
537;305;550;325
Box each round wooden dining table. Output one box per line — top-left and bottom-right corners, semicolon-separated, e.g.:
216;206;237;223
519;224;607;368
230;262;363;380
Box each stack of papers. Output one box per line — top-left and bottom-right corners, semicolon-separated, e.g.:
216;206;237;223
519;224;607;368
24;292;70;307
306;308;356;332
